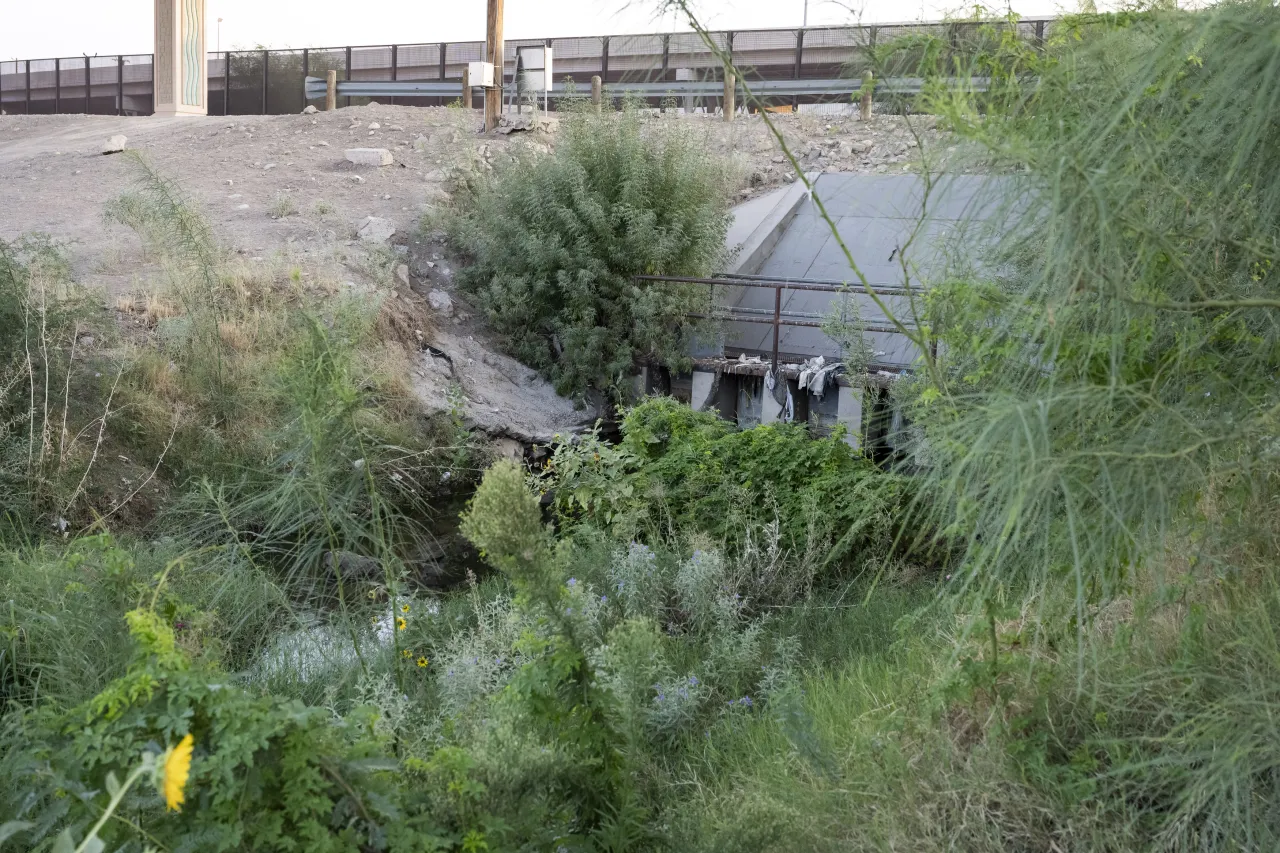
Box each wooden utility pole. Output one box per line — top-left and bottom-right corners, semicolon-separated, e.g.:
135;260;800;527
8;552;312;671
325;70;337;111
723;71;735;122
591;75;602;112
484;0;504;132
462;66;472;108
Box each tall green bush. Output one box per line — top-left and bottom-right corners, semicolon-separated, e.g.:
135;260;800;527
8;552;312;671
451;104;733;399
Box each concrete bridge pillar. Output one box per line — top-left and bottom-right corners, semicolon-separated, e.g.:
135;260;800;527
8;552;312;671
154;0;207;116
836;383;862;450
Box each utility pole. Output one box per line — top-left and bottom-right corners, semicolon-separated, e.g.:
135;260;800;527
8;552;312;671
484;0;504;132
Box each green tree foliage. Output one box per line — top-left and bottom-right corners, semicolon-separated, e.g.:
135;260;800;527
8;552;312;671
887;4;1280;601
450;104;732;399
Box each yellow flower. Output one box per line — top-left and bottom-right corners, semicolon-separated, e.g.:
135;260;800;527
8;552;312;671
162;733;194;812
416;656;429;668
400;603;410;613
396;617;407;631
401;649;412;658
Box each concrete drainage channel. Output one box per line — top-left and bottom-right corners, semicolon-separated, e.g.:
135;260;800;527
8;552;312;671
638;172;1000;460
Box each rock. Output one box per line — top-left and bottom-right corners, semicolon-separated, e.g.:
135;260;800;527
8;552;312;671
494;114;555;135
859;139;875;153
102;134;127;154
368;122;381;129
302;105;318;114
395;264;410;286
263;163;276;170
236;204;250;210
427;289;454;316
345;148;393;167
322;550;382;580
317;140;330;147
76;335;95;348
349;174;365;183
357;216;396;243
771;154;786;164
413;135;429;151
387;124;404;131
492;437;524;462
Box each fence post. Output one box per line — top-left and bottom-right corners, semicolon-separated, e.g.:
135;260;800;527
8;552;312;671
261;49;268;114
345;46;352;107
26;60;32;115
792;28;803;111
326;69;337;111
1035;19;1045;47
438;42;447;92
224;53;230;115
860;70;872;121
462;65;471;108
600;36;609;85
117;55;123;115
591;75;601;112
389;44;397;106
55;58;60;113
84;56;90;113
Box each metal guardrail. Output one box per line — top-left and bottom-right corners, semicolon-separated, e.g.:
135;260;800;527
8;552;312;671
2;17;1051;117
304;75;988;102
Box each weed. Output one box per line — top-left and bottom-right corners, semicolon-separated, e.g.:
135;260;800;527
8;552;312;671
268;193;298;219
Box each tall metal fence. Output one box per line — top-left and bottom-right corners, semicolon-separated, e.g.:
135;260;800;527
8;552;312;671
0;18;1051;117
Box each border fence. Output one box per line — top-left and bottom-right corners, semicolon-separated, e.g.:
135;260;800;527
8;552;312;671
0;18;1051;117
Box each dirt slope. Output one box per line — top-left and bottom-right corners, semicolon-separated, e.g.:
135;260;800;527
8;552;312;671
0;105;943;442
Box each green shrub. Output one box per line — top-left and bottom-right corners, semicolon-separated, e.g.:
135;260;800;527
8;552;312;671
540;398;909;578
0;608;456;853
451;105;733;399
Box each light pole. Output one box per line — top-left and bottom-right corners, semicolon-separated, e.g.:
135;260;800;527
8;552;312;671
217;18;222;55
803;0;808;27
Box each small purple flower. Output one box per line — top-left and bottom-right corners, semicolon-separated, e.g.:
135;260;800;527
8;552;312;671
688;675;699;686
565;607;573;615
616;581;625;591
600;595;608;604
567;577;577;587
740;696;753;707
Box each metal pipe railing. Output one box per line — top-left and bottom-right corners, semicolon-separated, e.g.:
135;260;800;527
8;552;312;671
638;274;919;373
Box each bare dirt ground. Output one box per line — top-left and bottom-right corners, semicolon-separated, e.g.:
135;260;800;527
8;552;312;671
0;104;944;442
